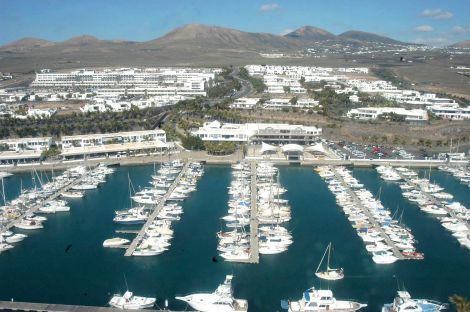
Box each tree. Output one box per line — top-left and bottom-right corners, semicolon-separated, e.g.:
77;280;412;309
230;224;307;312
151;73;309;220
283;86;291;94
181;135;205;151
450;295;470;312
290;96;298;105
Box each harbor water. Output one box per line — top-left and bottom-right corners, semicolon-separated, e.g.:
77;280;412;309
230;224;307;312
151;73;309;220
0;165;469;311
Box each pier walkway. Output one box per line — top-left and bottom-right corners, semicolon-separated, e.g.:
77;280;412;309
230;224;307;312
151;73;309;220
0;300;194;312
124;162;189;256
249;161;259;264
333;172;405;260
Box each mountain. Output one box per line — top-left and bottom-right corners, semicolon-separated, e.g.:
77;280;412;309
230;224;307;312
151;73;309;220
338;30;408;45
450;40;470;48
144;23;297;51
1;37;55;51
284;26;336;41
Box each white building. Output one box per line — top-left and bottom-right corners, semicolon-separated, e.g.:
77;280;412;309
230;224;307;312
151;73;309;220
60;129;166;148
427;105;470;120
229;97;260;109
346;107;428;121
0;137;52;152
27;108;57;119
263;98;318;111
191;120;322;145
32;67;218;97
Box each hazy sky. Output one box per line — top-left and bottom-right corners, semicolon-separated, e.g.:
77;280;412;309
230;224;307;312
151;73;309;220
0;0;469;46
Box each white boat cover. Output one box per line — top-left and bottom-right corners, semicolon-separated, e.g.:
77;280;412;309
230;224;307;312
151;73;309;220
281;144;304;153
260;142;278;154
305;143;326;154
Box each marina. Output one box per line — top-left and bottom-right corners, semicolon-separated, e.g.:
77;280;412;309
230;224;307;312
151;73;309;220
0;165;469;311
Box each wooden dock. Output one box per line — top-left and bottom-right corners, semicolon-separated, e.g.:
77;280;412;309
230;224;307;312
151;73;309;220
333;172;405;260
124;163;189;257
0;300;193;312
248;161;259;264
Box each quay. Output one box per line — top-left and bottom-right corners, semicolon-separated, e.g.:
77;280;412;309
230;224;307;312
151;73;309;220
124;162;190;257
0;300;194;312
249;161;260;264
1;149;467;174
333;171;405;260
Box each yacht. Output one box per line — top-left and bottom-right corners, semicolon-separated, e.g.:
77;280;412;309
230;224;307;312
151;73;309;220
382;291;447;312
0;172;13;179
315;243;344;281
61;191;85;198
176;275;248;312
103;237;130;247
108;291;156;309
283;287;367;311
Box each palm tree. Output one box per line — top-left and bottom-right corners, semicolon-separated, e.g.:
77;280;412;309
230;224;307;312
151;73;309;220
450;295;470;312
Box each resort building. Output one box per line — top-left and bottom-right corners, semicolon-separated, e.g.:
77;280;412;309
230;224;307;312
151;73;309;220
346;107;428;121
0;137;52;152
229;97;260;109
191;120;322;145
263;98;318;111
427;105;470;120
31;67;217;97
60;130;166;148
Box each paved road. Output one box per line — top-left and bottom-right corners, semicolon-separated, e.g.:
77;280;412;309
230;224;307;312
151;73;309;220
229;67;255;99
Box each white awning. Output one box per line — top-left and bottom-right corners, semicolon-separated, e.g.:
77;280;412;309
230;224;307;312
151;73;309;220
260;142;278;154
305;143;326;154
281;144;304;153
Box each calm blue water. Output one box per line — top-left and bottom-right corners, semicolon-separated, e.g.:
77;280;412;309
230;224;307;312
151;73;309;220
0;165;468;312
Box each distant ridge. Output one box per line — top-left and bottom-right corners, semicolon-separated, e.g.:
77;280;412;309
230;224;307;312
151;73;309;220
450;40;470;48
284;26;336;41
338;30;408;45
2;37;55;51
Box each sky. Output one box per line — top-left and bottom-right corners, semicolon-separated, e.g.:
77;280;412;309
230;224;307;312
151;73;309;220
0;0;469;46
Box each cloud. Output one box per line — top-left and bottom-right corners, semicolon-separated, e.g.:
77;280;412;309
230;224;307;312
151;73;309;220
415;25;434;32
452;26;470;34
259;3;281;12
279;29;293;36
421;9;453;20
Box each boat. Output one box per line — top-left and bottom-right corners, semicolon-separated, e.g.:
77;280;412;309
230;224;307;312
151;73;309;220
315;243;344;281
282;287;367;311
0;172;13;179
0;243;14;252
108;291;156;309
61;191;85;198
103;237;130;247
176;275;248;312
382;291;447;312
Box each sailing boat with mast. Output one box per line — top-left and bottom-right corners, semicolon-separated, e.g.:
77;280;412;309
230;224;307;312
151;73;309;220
315;243;344;281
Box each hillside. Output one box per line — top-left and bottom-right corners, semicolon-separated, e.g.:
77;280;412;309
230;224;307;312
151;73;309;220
338;30;409;45
450;40;470;48
284;26;336;41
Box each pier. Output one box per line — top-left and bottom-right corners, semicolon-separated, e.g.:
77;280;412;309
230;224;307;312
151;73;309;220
124;162;189;257
3;168;94;231
333;171;405;260
396;171;470;232
249;161;259;264
0;300;194;312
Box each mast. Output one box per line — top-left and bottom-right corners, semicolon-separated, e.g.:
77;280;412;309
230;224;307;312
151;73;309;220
1;177;6;206
327;243;331;270
315;243;330;273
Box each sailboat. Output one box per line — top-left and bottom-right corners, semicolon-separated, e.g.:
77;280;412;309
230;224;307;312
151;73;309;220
315;243;344;281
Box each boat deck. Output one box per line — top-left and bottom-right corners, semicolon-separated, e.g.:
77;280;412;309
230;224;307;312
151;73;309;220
0;300;194;312
333;172;405;260
249;161;260;264
124;162;189;257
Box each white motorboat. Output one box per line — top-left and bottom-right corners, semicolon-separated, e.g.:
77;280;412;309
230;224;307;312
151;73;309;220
2;233;27;243
315;243;344;281
372;251;398;264
103;237;130;247
382;291;447;312
108;291;156;309
61;191;84;198
0;172;13;179
283;287;367;311
176;275;248;312
15;218;44;230
0;243;14;252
